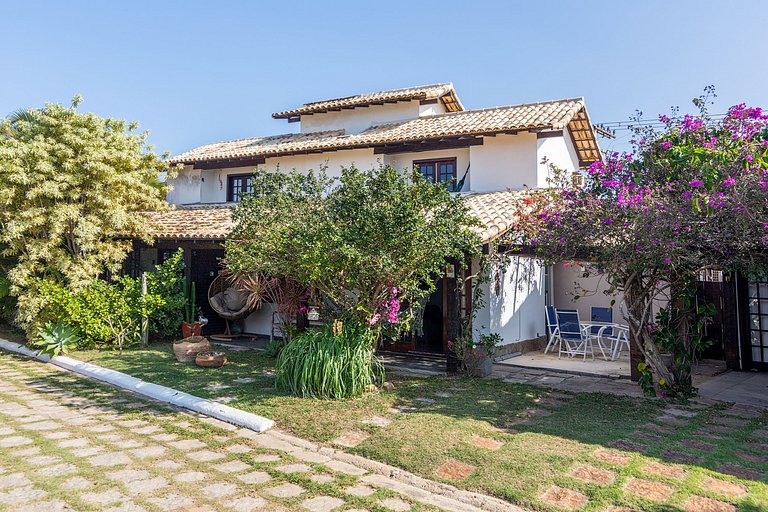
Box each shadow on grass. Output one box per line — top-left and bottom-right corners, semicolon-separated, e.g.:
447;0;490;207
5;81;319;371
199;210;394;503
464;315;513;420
67;344;768;512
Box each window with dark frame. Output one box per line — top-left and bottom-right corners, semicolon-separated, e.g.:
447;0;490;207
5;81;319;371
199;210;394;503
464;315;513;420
414;158;457;191
226;174;254;202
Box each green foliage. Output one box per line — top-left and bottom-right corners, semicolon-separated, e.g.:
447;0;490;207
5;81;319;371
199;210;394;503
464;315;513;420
275;321;383;399
649;288;715;397
32;321;80;357
225;164;480;328
0;271;14;324
182;280;196;323
37;272;167;350
450;332;501;376
145;250;186;338
0;99;175;332
261;340;285;358
636;362;657;397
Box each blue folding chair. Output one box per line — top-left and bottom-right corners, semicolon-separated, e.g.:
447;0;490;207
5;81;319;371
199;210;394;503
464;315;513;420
544;306;577;354
556;309;593;359
590;307;614;360
544;306;558;353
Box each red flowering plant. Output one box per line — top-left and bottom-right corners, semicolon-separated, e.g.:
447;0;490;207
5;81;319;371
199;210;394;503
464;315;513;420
513;89;768;396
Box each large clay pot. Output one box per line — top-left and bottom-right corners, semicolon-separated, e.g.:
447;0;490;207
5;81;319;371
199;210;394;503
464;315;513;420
195;351;227;368
173;336;211;363
181;322;202;338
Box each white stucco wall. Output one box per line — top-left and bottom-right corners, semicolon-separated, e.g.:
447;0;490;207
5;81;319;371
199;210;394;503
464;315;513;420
263;149;380;177
384;148;470;189
300;101;422;134
243;303;277;336
166;166;202;205
475;255;546;345
536;132;580;188
553;262;670;325
167;130;578;204
468;133;538;192
553;263;624;322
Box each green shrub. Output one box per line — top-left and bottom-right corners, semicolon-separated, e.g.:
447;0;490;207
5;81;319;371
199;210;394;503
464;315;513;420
276;321;383;399
30;252;188;349
0;272;15;324
262;339;285;358
32;321;80;357
145;249;186;338
37;274;167;350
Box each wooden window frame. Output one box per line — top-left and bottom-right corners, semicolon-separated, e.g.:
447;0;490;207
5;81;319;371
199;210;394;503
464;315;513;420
413;157;458;191
226;173;253;202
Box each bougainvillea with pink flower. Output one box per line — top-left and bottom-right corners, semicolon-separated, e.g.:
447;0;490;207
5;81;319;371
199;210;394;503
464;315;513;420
514;89;768;395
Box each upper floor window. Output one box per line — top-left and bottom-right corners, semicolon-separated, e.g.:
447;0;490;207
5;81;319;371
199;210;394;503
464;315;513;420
227;174;253;202
414;158;457;191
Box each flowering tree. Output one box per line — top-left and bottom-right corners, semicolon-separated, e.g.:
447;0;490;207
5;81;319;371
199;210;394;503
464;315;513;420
224;164;479;338
514;92;768;395
0;97;173;331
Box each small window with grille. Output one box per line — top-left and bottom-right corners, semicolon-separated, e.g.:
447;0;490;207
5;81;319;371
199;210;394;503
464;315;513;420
414;158;457;191
226;174;254;202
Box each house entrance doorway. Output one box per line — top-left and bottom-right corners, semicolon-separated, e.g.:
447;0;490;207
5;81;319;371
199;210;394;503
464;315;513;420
418;277;445;354
696;270;726;361
385;277;446;354
745;279;768;371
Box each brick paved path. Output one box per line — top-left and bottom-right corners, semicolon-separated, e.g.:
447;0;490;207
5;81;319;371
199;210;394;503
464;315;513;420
0;353;523;512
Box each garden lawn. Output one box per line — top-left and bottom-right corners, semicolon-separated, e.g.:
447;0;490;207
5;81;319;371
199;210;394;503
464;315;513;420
77;344;768;512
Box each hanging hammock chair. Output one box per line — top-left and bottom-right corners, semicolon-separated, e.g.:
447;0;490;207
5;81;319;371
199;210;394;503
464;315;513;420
207;274;259;336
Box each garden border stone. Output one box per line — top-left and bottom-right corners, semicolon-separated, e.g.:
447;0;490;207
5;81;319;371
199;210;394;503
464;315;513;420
0;338;274;432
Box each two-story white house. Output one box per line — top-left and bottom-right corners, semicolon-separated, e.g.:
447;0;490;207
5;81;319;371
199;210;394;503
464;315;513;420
136;83;601;356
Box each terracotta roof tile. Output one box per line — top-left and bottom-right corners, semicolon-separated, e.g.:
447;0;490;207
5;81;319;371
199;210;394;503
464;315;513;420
272;83;462;119
464;190;530;243
146;191;529;243
171;98;600;168
145;204;235;240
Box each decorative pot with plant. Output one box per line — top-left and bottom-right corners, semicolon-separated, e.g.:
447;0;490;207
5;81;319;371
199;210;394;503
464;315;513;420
181;280;202;338
449;332;500;378
195;351;227;368
173;336;211;363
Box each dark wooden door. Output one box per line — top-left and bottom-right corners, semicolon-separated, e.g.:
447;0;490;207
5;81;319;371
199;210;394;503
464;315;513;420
190;249;226;335
745;279;768;371
697;278;726;360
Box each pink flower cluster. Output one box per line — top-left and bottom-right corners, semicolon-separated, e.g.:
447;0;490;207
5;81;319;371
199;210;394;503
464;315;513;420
723;103;768;142
367;286;401;326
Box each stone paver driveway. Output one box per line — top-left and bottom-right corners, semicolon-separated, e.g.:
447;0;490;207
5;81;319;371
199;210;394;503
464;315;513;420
0;353;520;512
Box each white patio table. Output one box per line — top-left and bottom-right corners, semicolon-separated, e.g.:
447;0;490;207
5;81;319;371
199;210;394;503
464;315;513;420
579;321;622;361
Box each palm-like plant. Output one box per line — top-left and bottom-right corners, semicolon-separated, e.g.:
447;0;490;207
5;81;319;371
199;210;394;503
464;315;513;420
33;322;81;357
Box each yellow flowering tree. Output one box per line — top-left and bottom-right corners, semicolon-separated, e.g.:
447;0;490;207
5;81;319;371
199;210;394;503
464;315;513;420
0;97;174;330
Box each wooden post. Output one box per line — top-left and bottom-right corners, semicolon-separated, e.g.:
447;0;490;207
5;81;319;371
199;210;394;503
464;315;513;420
141;272;149;346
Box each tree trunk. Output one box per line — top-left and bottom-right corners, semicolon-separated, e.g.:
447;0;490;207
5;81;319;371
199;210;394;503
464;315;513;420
623;274;675;390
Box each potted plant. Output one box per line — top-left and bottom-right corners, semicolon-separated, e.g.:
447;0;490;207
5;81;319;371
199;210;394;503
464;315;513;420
173;335;211;363
449;332;500;378
181;280;202;338
195;351;227;368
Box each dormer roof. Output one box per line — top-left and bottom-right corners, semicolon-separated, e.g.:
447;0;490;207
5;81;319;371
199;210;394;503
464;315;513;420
171;97;601;169
272;83;463;120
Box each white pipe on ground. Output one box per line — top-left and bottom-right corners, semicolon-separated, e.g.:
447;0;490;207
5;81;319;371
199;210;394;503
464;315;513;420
0;338;274;432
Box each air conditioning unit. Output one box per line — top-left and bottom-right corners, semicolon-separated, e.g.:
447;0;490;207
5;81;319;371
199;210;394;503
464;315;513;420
572;172;585;188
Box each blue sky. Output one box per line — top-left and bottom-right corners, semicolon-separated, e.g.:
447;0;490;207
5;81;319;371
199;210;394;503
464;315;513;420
2;1;767;155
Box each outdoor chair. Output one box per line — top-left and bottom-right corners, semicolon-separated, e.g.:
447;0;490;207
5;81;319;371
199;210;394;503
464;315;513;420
589;306;631;360
556;309;594;360
544;306;577;354
610;325;631;360
589;306;614;360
